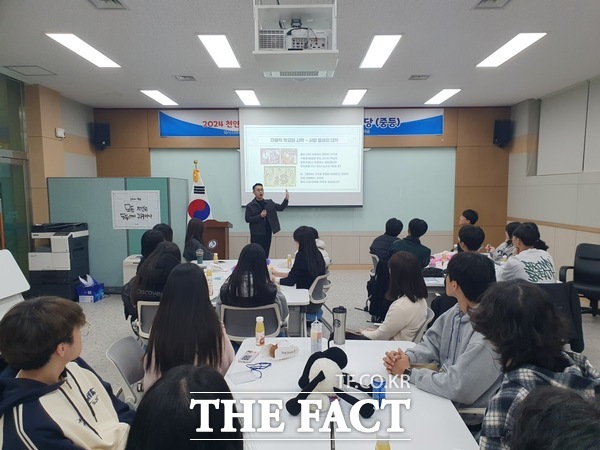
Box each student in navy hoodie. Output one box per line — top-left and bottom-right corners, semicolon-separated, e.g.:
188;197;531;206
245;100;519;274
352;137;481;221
0;297;135;449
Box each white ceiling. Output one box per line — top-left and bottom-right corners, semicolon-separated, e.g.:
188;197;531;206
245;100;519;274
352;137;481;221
1;0;600;109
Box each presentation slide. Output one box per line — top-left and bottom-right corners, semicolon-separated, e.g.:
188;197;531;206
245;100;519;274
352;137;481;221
240;108;364;206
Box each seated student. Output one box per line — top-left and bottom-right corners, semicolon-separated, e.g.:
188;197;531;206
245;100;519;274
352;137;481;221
308;226;331;268
471;281;600;449
143;263;234;390
126;365;242;450
152;223;173;242
360;251;428;341
183;218;213;262
383;252;501;427
139;229;165;270
485;221;520;262
508;386;600;450
455;209;479;252
389;218;431;268
495;223;556;283
122;241;181;322
273;226;326;321
217;243;289;321
0;297;135;449
369;218;403;264
430;225;486;325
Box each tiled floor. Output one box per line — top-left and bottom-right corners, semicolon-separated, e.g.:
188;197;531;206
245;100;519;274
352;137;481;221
81;269;600;391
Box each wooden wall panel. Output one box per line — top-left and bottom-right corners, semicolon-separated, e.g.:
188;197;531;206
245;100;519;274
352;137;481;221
364;108;458;148
96;147;151;177
455;146;509;187
457;108;511;147
94;109;149;148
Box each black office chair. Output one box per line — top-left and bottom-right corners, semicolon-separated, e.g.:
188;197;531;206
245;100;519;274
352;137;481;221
559;243;600;316
536;282;584;353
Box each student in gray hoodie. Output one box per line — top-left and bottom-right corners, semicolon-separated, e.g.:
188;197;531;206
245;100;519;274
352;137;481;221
383;252;502;426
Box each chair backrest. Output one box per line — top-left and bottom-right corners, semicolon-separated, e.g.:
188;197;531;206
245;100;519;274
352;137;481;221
308;272;330;304
413;307;435;343
137;301;160;339
369;253;379;275
221;303;282;343
536;281;584;353
574;243;600;286
105;336;145;406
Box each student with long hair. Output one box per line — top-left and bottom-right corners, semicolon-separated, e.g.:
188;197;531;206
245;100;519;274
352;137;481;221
217;243;288;320
183;218;212;262
485;221;521;262
126;365;242;450
143;263;234;390
471;281;600;449
495;223;556;283
273;226;326;319
152;222;173;242
360;251;428;341
123;241;181;321
139;229;165;269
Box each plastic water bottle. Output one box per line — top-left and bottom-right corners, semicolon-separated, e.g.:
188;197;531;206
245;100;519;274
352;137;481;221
375;432;391;450
287;254;292;269
501;255;508;264
310;320;322;354
206;268;213;296
213;252;219;263
255;316;265;346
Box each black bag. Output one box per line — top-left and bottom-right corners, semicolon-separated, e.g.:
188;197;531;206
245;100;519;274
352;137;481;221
367;259;391;323
422;267;445;278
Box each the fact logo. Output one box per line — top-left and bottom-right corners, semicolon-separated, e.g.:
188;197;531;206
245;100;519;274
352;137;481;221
190;396;411;436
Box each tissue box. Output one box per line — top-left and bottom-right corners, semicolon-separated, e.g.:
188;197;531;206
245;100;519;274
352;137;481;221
77;282;104;303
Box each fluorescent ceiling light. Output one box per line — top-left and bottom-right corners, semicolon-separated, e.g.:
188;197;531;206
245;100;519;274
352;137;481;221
425;89;461;105
342;89;368;105
477;33;546;67
46;33;120;68
198;35;240;68
360;35;402;68
140;90;178;106
235;90;260;106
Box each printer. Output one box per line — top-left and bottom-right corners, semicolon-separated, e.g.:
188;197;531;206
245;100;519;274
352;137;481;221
28;223;89;299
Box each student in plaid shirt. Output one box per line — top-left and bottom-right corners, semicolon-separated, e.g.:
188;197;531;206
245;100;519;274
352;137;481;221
471;281;600;450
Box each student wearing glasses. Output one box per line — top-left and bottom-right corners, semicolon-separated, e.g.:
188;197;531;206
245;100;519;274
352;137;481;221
0;297;135;449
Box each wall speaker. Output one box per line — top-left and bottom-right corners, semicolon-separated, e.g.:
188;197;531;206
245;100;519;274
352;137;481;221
493;120;512;148
93;122;111;150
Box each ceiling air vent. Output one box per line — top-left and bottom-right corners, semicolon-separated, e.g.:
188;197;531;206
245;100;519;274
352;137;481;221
264;70;334;78
409;74;430;81
87;0;128;10
174;75;196;81
474;0;511;9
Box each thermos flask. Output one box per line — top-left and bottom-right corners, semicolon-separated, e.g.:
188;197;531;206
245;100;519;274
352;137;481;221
332;306;347;345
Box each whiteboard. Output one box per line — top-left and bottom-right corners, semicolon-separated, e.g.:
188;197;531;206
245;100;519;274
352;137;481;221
111;190;161;229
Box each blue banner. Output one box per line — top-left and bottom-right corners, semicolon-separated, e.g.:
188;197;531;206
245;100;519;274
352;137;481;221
364;109;444;136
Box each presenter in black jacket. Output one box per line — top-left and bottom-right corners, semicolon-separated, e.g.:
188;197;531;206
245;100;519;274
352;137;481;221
245;183;289;257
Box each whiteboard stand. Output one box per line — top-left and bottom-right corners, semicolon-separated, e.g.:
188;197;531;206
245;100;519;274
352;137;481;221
0;250;30;319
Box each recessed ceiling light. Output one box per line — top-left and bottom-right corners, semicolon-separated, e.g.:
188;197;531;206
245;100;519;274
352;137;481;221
342;89;368;105
425;89;461;105
235;90;260;106
360;35;402;69
140;90;178;106
46;33;120;68
198;35;240;68
477;33;546;67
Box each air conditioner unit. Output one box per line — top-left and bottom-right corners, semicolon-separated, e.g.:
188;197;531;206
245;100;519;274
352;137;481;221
264;70;335;79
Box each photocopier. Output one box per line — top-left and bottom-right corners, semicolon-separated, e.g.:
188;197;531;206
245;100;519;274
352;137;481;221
28;222;89;300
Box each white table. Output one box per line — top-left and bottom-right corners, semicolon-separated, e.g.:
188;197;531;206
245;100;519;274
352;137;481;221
225;338;478;450
198;259;310;337
0;250;29;319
